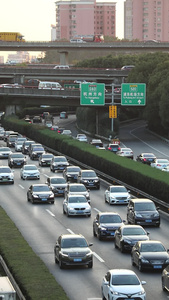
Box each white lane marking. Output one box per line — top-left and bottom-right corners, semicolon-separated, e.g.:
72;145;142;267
19;184;25;189
93;208;100;213
87;298;101;300
67;228;75;234
93;252;105;263
46;209;55;217
43;173;49;178
130;126;169;157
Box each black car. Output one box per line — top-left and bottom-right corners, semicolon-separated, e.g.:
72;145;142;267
54;234;93;269
39;153;54;167
46;176;67;196
8;153;26;168
77;169;100;189
63;166;81;182
136;153;156;165
131;240;169;272
127;198;160;227
22;140;35;154
114;224;149;252
27;184;54;204
6;135;18;147
162;265;169;292
32;116;42;123
93;212;125;240
30;146;45;160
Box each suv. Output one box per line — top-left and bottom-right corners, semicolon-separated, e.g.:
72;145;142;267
77;169;100;189
0;166;14;184
50;156;69;172
127;198;160;227
30;145;45;160
8;153;26;168
54;234;93;269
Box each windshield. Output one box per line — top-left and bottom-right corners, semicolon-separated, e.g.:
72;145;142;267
111;275;140;286
110;186;127;193
67;167;80;172
135;203;156;211
70;185;86;192
54;157;67;162
24;165;37;170
123;228;146;236
51;178;66;184
11;154;24;158
61;238;88;248
141;243;166;252
68;196;87;203
0;168;11;173
82;171;96;177
100;215;122;223
33;147;44;151
0;148;10;151
33;185;50;192
42;155;53;158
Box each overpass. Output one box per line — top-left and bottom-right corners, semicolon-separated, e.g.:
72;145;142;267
0;41;169;64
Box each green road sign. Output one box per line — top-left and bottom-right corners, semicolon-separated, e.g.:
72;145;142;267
80;83;105;105
121;83;146;106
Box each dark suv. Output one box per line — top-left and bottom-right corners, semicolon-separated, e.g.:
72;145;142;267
77;169;100;189
8;153;26;168
127;198;160;227
54;234;93;269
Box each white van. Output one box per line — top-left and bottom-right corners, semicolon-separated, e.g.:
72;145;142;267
53;65;70;69
38;81;64;90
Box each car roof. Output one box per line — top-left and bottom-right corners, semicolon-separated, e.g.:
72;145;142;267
98;212;120;216
138;240;162;245
60;233;84;239
130;198;153;203
109;269;137;275
119;224;144;229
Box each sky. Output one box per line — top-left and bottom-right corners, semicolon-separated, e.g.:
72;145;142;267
0;0;124;61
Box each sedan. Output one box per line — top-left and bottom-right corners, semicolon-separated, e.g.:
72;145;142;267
63;166;81;182
63;194;91;217
114;224;149;253
27;184;54;204
15;140;25;152
8;153;26;168
0;166;14;184
104;185;131;205
50;156;69;172
162;265;169;292
131;240;169;272
76;134;87;142
93;212;125;240
101;269;146;300
136;152;156;165
54;234;93;269
39;153;54;167
116;147;134;159
0;147;12;158
64;183;90;203
46;176;67;196
151;158;169;170
20;164;40;180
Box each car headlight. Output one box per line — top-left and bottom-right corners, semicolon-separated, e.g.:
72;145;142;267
99;226;107;231
94;179;99;182
69;207;74;211
123;238;132;244
154;212;159;217
135;212;142;217
138;290;145;295
141;257;149;263
49;194;54;198
33;194;39;198
86;251;92;257
61;251;69;257
165;259;169;264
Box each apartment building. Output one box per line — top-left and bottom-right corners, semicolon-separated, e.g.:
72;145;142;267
55;0;116;41
124;0;169;42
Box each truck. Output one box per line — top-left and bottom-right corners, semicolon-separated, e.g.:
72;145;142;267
72;34;104;43
0;277;16;300
0;32;25;42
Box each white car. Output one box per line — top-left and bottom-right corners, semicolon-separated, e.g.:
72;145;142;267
116;147;134;159
61;130;72;136
105;185;131;205
15;141;25;152
162;166;169;172
151;158;169;170
0;147;12;158
63;194;91;217
20;164;40;180
76;134;88;142
101;269;146;300
0;166;14;184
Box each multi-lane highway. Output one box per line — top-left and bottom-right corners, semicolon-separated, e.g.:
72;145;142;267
0;116;169;300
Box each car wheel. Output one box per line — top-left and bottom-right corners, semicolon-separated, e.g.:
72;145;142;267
51;201;54;204
131;255;135;266
59;259;64;269
98;232;102;241
27;195;30;202
114;239;118;248
63;207;66;214
104;196;107;203
101;290;106;300
54;255;59;264
120;242;124;253
138;260;143;272
88;214;91;218
162;278;166;291
156;223;160;227
66;210;70;217
97;185;100;190
93;227;97;237
88;261;93;268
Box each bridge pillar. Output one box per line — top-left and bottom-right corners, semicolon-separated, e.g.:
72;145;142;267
5;105;21;116
58;51;69;65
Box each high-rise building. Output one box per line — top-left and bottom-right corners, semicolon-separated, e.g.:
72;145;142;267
54;0;116;41
124;0;169;42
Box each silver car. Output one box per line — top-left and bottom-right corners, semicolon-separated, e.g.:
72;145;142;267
63;194;91;217
105;185;131;205
0;166;14;184
20;164;40;180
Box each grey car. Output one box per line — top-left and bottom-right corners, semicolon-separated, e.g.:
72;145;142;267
46;176;67;196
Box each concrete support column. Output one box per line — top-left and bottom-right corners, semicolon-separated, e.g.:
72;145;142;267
58;51;68;65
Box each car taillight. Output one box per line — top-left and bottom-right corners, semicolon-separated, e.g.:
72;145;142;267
143;158;146;161
108;147;111;150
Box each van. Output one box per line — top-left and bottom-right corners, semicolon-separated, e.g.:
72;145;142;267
53;65;70;69
38;81;64;90
60;111;68;119
70;39;86;43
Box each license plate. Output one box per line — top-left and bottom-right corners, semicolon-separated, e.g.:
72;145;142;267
110;232;115;236
74;258;82;262
2;178;8;181
153;265;162;269
58;190;63;193
42;198;47;201
146;220;152;222
77;211;83;214
17;163;21;165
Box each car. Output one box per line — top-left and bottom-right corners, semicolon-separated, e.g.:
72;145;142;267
151;158;169;170
127;198;160;227
77;169;100;189
101;269;146;300
61;129;72;136
121;65;135;70
24;118;32;124
15;140;26;152
6;135;18;147
63;194;91;217
162;265;169;292
50;155;69;172
28;143;42;157
54;234;93;269
32;116;42;123
104;185;131;205
136;152;156;164
20;164;40;180
8;153;26;168
162;166;169;172
116;147;134;159
0;147;12;158
93;212;125;240
114;224;150;253
3;131;15;142
27;184;54;204
0;166;14;184
60;111;68;119
30;145;45;160
22;140;35;154
64;183;90;203
106;143;120;153
41;111;50;119
0;130;5;140
131;240;169;272
63;166;81;182
114;87;121;94
46;176;67;196
90;139;103;148
76;134;88;142
38;153;54;167
57;127;65;134
53;65;70;69
45;121;53;128
50;125;59;131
